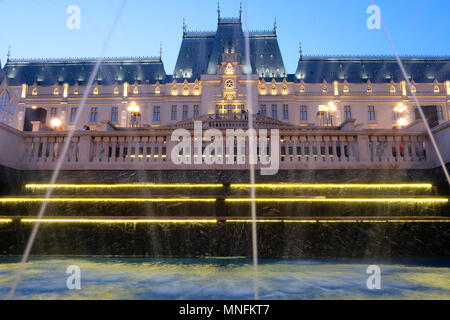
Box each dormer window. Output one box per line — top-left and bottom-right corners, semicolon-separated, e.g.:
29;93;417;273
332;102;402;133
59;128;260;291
133;86;139;94
183;86;189;96
411;86;416;93
300;86;305;93
193;86;200;96
172;87;178;96
225;63;234;75
367;86;372;93
54;88;59;95
260;86;267;95
93;87;99;95
114;87;119;95
343;86;349;93
271;85;277;95
390;85;396;94
74;88;79;95
32;88;38;95
155;87;161;94
282;85;288;95
322;86;328;93
434;85;440;93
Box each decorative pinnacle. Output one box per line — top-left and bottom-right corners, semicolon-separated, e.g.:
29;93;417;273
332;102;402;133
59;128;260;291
217;0;221;21
183;18;187;34
7;45;11;61
274;18;277;33
239;2;242;20
299;41;303;60
160;42;163;60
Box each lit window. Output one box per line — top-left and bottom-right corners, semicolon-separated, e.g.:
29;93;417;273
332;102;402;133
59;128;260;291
271;86;277;95
114;87;119;95
322;86;328;93
74;88;78;95
300;86;305;93
282;86;288;95
133;86;139;94
93;87;99;95
343;86;349;93
434;85;440;93
194;86;200;96
155;87;161;94
32;88;38;95
172;87;178;96
183;86;189;96
390;86;396;93
367;86;372;93
54;88;59;95
260;86;266;95
411;86;416;93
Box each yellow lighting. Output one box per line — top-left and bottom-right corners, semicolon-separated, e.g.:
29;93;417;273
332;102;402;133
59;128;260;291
127;101;140;113
225;198;448;203
328;101;337;112
397;118;408;127
230;183;432;189
0;219;12;223
394;103;407;113
123;83;128;97
26;183;223;189
50;118;62;128
21;218;217;224
225;219;450;223
0;198;216;203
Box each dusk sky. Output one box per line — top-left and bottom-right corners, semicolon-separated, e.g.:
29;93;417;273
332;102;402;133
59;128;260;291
1;0;449;74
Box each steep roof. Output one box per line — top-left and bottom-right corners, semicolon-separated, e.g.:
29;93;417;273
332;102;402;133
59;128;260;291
3;57;167;86
174;17;286;79
295;56;450;83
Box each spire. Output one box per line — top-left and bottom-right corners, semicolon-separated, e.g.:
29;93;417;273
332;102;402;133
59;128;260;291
274;18;277;34
183;18;187;35
239;1;242;20
299;41;303;60
6;45;11;61
160;42;163;61
217;0;221;21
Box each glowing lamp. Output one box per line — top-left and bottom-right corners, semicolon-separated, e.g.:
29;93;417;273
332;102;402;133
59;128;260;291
50;118;62;128
397;118;408;127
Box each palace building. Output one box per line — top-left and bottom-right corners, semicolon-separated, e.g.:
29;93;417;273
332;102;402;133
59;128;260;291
0;8;449;173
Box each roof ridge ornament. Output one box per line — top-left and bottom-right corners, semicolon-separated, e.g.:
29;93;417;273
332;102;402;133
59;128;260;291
274;18;277;34
6;45;11;61
239;1;242;21
183;18;187;35
218;0;221;21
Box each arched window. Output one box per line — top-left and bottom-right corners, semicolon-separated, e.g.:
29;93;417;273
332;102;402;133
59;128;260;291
54;88;59;95
0;92;9;112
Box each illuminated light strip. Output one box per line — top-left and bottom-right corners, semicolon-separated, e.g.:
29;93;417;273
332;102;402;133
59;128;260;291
21;219;218;224
226;219;450;223
25;184;223;189
230;184;433;189
225;198;448;203
0;198;216;203
0;219;12;223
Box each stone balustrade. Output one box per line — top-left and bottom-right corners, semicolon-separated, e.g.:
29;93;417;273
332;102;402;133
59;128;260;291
0;120;448;171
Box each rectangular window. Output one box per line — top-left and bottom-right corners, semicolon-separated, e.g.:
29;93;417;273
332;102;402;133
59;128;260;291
300;106;308;121
260;105;266;116
216;105;221;115
182;105;188;120
50;107;58;118
271;104;278;119
437;106;443;120
283;105;289;120
69;107;77;124
89;107;98;123
368;106;376;121
193;105;200;117
344;106;352;121
153;106;161;122
111;107;118;123
171;105;177;121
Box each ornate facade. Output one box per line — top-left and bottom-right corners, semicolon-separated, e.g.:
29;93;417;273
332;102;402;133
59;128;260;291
0;12;450;133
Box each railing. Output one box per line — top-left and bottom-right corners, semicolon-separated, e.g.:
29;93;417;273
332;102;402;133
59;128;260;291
0;121;448;171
